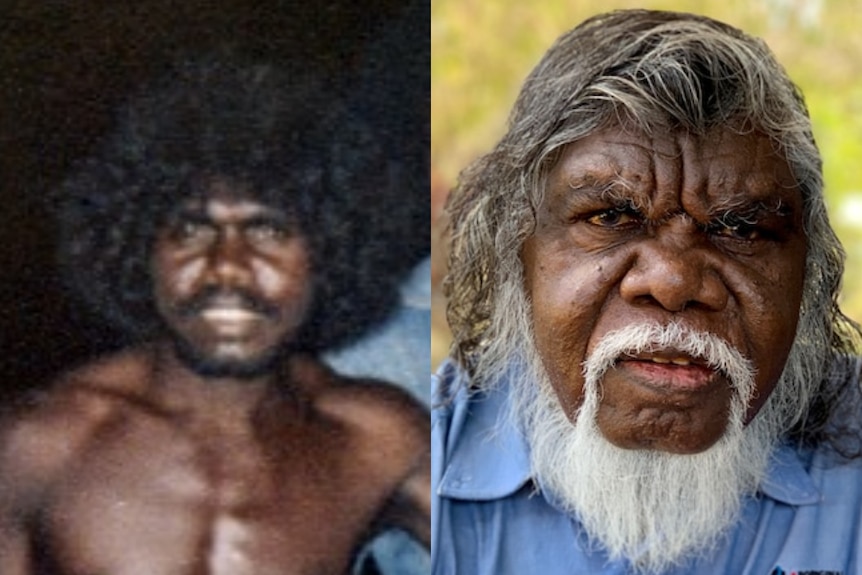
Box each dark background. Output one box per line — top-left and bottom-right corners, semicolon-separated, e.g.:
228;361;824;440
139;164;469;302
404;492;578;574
0;0;429;401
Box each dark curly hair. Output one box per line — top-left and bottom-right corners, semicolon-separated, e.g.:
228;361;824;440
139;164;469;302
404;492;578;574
52;55;425;353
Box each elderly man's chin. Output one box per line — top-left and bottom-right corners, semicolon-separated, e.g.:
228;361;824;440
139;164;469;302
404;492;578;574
520;324;782;574
526;385;778;574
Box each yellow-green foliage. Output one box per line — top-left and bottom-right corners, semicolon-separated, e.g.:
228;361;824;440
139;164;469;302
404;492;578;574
432;0;862;335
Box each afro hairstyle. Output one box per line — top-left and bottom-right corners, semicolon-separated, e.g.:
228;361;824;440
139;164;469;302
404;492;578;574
52;55;426;353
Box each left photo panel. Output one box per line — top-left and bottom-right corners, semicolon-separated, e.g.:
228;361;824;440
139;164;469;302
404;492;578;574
0;1;430;573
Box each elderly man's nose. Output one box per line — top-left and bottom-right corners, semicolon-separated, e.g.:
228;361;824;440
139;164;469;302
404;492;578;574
619;235;728;313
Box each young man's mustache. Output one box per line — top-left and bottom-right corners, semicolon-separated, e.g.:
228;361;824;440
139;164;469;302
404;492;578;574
173;287;281;319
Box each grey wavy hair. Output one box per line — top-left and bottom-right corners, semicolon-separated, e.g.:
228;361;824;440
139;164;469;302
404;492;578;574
443;9;861;448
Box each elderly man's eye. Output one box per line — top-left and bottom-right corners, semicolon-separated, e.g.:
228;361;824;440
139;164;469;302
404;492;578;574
709;220;763;241
585;208;641;228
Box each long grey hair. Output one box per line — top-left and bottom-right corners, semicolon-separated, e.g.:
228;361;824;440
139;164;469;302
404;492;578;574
443;9;861;451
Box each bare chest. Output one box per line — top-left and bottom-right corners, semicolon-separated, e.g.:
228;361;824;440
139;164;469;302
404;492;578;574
35;413;395;575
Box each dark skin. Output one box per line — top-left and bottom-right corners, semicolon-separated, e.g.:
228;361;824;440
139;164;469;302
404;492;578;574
522;125;807;454
0;182;430;575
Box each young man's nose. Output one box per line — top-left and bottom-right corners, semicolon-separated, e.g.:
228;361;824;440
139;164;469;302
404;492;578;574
206;230;253;287
618;219;729;313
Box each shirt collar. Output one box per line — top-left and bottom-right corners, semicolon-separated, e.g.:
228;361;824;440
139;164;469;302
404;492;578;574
436;362;531;500
760;442;820;505
436;360;821;506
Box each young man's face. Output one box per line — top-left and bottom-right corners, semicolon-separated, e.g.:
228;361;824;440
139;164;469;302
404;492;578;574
522;125;807;454
151;181;313;377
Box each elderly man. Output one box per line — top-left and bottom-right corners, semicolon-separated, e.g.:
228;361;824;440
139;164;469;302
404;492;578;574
433;9;862;575
0;57;430;575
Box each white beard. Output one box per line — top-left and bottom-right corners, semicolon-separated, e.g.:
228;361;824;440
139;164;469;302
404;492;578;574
520;323;782;574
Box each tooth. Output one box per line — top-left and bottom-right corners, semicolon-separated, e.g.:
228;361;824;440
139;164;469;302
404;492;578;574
671;358;691;366
651;357;670;364
202;309;257;321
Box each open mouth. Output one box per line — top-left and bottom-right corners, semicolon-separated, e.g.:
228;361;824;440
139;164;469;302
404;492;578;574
618;353;717;391
200;307;261;323
195;306;267;337
631;355;711;368
177;288;278;320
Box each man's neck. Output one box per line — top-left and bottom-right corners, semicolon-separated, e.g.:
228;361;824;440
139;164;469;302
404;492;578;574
143;341;308;428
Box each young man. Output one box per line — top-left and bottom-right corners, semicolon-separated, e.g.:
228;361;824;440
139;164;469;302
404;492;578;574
0;57;429;575
434;9;862;575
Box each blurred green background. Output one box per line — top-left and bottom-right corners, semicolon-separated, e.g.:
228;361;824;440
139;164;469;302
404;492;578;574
431;0;862;370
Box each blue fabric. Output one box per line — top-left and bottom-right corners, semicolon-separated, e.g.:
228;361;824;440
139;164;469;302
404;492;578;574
326;257;431;575
432;359;862;575
326;256;431;405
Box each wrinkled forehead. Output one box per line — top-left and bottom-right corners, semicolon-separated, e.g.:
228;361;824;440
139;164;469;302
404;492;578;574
544;124;801;215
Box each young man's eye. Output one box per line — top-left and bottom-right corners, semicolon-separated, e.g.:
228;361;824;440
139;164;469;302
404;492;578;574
246;222;291;242
173;219;215;241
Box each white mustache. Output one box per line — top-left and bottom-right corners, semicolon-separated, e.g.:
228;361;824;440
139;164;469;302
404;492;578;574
583;322;756;402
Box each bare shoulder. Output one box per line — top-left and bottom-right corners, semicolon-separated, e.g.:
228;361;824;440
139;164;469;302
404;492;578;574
294;357;429;449
0;349;151;502
333;378;428;435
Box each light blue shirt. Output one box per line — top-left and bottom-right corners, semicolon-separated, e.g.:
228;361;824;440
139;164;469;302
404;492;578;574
432;359;862;575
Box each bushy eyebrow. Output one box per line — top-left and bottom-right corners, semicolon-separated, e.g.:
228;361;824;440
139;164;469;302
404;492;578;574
707;197;794;222
565;174;652;213
561;171;798;227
